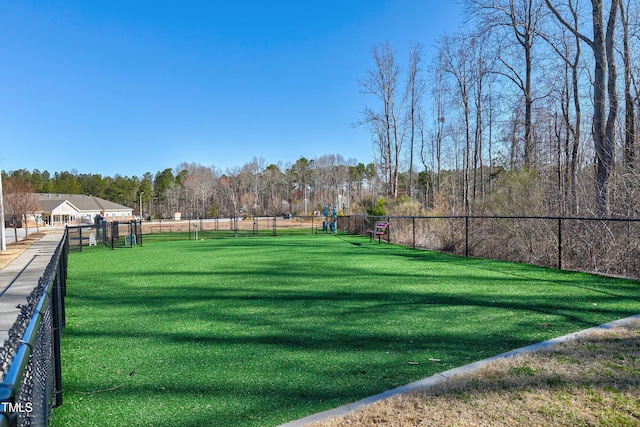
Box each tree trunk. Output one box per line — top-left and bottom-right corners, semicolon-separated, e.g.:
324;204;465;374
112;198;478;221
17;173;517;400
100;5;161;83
620;0;635;169
546;0;618;216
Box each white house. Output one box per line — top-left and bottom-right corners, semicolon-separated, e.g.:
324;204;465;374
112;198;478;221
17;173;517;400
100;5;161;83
37;194;133;226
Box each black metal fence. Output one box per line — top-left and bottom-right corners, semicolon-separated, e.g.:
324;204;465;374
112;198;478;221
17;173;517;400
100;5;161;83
0;230;68;427
67;217;331;246
338;215;640;280
107;220;142;249
67;215;640;278
67;220;142;251
142;216;328;242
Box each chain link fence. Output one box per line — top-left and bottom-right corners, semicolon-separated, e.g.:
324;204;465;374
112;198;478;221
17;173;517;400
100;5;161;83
338;215;640;280
142;216;325;243
67;214;640;279
68;216;350;246
67;220;142;251
0;231;68;427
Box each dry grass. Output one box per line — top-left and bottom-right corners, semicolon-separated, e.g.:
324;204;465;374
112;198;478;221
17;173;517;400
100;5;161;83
309;319;640;427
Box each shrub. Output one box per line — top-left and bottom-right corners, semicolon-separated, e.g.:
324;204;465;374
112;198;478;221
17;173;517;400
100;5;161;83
366;197;386;216
387;195;424;216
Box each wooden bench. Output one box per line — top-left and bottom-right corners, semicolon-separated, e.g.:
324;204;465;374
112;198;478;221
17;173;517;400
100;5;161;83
367;221;389;243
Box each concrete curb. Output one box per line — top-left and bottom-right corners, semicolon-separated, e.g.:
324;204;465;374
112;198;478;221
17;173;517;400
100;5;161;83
279;313;640;427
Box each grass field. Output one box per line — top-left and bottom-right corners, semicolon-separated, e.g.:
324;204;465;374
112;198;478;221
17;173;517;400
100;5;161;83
54;232;640;426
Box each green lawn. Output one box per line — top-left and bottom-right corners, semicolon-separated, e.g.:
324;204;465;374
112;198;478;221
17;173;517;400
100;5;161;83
54;233;640;427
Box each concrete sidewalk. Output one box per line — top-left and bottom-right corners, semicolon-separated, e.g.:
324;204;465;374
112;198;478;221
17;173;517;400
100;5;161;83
0;233;64;343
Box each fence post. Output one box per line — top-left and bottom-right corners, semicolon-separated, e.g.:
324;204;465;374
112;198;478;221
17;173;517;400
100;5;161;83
412;217;416;249
557;217;562;270
465;216;469;257
387;216;391;243
61;233;68;326
52;265;63;407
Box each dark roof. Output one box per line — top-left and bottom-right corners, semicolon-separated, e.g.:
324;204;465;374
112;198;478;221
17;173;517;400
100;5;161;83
37;194;132;212
38;198;76;213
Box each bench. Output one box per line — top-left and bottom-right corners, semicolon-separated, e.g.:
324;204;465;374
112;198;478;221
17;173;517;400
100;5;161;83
367;221;389;243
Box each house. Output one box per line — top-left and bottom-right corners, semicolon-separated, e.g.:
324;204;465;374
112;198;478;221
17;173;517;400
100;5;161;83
37;194;134;226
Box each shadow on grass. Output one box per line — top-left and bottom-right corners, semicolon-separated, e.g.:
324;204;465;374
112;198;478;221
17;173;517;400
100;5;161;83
58;235;640;426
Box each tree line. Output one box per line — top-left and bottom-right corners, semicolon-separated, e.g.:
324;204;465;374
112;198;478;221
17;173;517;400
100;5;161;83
4;0;640;221
1;156;379;220
361;0;640;218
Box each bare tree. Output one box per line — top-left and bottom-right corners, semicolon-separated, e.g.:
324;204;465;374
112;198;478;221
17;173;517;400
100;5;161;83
425;53;449;196
179;163;216;217
439;34;473;214
472;38;493;207
545;0;620;216
468;0;545;169
314;155;336;206
237;158;266;215
219;169;241;218
3;176;40;241
619;0;635;169
406;42;426;197
359;41;406;198
540;0;582;214
263;163;286;215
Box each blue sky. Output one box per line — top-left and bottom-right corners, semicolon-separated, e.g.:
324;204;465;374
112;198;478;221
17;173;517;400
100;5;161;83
0;1;463;177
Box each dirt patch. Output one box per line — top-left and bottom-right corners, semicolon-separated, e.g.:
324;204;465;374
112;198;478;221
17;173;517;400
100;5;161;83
309;319;640;426
143;217;319;233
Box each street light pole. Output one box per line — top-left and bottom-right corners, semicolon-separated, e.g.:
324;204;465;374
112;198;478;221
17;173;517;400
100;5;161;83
140;191;144;221
0;172;6;251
